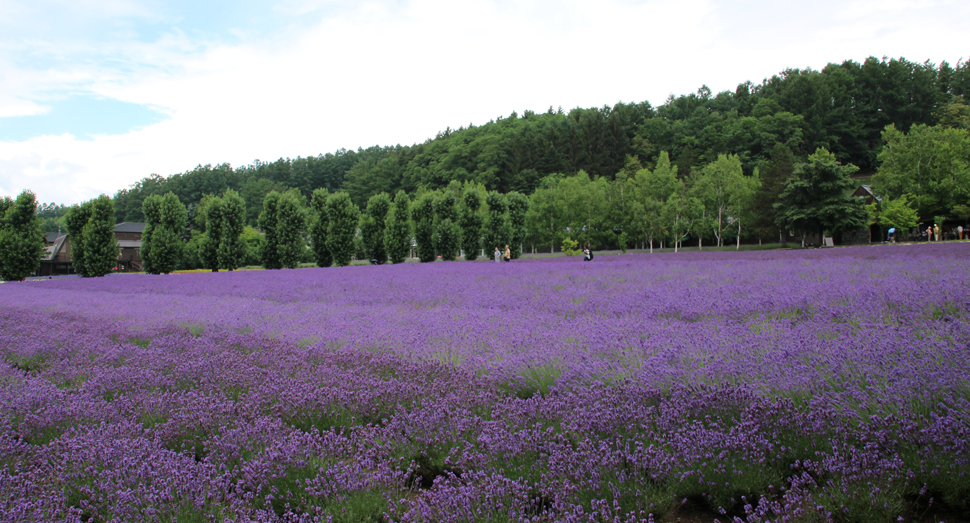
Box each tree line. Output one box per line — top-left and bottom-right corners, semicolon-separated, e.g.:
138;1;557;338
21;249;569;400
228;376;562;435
110;56;970;227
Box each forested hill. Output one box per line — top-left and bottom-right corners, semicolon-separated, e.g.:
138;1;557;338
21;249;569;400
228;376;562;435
113;56;970;225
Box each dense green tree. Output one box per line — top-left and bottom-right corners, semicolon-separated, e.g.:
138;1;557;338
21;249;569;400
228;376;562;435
660;187;704;252
0;191;45;281
64;201;93;276
873;124;970;218
412;192;436;262
310;188;332;267
361;192;391;263
217;189;246;271
195;194;222;271
692;154;745;247
325;192;359;267
275;190;308;269
433;191;461;261
258;192;282;269
506;191;529;259
385;190;412;264
142;192;187;274
82;195;120;277
460;187;484;260
751;143;795;244
870;195;920;236
483;191;511;257
776;148;868;243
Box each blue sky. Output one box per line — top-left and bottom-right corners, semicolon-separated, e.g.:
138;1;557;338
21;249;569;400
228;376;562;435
1;0;968;205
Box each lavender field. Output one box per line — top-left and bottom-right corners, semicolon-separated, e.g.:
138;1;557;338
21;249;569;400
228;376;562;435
2;244;969;523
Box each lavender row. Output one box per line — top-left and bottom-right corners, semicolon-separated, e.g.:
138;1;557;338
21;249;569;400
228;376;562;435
2;244;969;522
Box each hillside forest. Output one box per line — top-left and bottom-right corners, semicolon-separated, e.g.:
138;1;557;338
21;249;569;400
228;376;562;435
37;56;970;257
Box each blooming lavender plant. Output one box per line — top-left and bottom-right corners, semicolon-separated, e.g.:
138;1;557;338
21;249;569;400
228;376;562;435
1;243;968;522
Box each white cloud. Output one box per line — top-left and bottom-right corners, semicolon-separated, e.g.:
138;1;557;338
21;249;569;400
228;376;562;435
0;0;966;204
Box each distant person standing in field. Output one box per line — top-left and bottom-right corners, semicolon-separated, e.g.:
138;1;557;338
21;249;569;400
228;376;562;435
958;225;964;240
494;247;501;263
503;245;511;262
934;224;941;241
927;225;933;241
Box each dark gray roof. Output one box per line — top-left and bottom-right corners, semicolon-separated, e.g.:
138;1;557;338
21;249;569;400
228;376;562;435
115;222;146;233
45;232;67;243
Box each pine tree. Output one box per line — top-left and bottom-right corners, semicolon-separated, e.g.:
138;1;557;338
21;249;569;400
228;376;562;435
0;191;45;281
325;192;359;267
384;190;411;264
310;188;332;267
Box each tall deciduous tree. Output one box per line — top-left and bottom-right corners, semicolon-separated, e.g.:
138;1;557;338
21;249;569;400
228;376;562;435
196;194;222;271
325;192;359;267
692;154;746;247
412;192;436;262
217;189;246;270
82;195;120;277
0;191;45;281
64;201;93;276
873;124;970;218
460;187;484;260
275;190;307;269
310;188;332;267
483;191;511;255
142;192;187;274
433;191;460;261
506;191;529;259
362;192;391;263
384;190;412;264
259;191;282;269
776;148;868;243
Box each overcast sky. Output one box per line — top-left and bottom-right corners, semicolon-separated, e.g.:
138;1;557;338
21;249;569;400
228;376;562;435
1;0;967;205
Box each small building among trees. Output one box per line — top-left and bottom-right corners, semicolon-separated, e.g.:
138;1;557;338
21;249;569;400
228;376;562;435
36;222;146;275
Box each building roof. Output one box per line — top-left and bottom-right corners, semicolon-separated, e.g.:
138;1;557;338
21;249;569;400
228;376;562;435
118;240;142;248
115;222;146;233
45;232;67;243
40;234;68;261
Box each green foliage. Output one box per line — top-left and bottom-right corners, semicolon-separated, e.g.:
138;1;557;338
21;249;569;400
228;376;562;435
325;192;359;267
384;190;412;264
142;192;187;275
871;195;920;232
460;188;484;260
217;189;246;271
276;190;307;269
506;191;529;259
310;188;332;267
259;191;282;269
412;192;436;262
561;237;581;256
0;191;45;281
874;124;970;219
483;191;511;257
196;194;221;270
776;148;868;241
68;195;119;277
64;201;92;276
751;143;795;242
362;192;391;263
433;192;460;261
